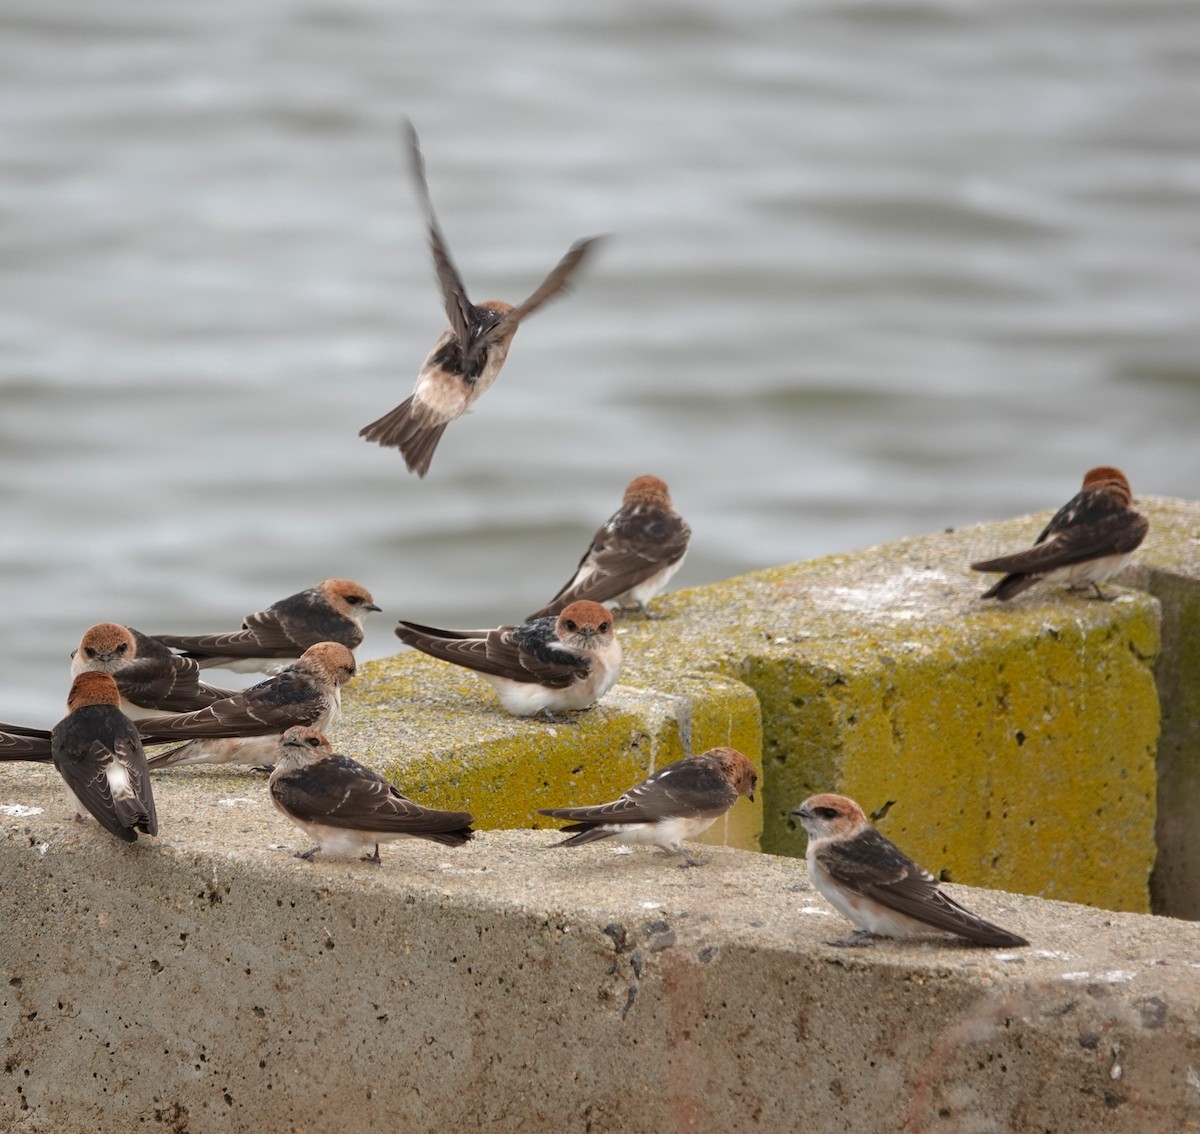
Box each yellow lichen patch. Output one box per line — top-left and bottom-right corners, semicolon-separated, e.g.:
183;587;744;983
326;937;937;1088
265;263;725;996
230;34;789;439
331;499;1191;911
334;649;763;850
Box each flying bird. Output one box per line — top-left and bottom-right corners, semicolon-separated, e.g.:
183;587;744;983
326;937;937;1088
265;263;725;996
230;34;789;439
268;726;474;863
792;793;1028;948
1;721;52;762
151;578;379;673
538;748;758;867
137;642;356;769
527;475;691;621
359;121;602;476
395;600;621;718
971;466;1148;602
70;622;238;719
50;672;158;842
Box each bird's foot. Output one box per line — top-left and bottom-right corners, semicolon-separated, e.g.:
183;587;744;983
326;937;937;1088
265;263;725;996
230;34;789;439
249;764;275;775
1088;584;1116;602
360;844;382;865
294;847;320;861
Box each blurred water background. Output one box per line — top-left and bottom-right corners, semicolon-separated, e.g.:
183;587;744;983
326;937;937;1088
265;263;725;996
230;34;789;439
1;0;1198;724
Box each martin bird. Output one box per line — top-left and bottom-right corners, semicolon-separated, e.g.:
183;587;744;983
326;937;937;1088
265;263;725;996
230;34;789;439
971;466;1148;602
1;721;52;762
70;622;238;719
538;748;758;867
269;727;474;863
152;578;379;673
792;794;1028;948
137;642;356;769
528;475;691;621
359;121;601;476
395;600;621;718
50;672;158;842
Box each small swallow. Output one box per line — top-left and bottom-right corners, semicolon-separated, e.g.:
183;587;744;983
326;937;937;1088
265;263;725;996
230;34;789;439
50;672;158;842
395;600;621;718
792;794;1028;948
152;579;380;673
1;721;52;762
527;475;692;621
971;466;1149;602
70;622;238;719
137;642;356;769
358;121;601;476
268;726;474;863
538;748;758;867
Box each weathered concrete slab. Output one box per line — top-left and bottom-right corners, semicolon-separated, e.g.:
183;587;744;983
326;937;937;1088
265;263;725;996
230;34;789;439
332;501;1200;914
2;769;1200;1134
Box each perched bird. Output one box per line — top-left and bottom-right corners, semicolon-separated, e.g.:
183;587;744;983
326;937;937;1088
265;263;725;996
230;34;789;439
971;466;1149;602
50;672;158;842
268;726;474;863
538;748;758;867
1;721;52;762
359;121;601;476
792;794;1028;948
137;642;356;769
70;622;238;719
152;579;380;673
527;475;691;621
395;600;621;718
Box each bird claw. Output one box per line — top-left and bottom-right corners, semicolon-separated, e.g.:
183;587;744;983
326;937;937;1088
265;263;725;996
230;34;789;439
360;844;382;865
294;847;320;861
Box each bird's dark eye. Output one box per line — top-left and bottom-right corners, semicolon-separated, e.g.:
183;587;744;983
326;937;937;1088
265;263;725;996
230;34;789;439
85;647;96;658
598;622;609;633
116;643;128;654
815;806;839;820
345;595;362;605
306;737;321;747
564;620;577;632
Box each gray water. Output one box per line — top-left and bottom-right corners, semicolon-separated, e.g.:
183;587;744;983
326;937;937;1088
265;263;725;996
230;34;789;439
2;0;1198;724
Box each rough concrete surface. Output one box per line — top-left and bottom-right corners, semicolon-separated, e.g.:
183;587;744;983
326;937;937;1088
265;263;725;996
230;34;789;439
3;767;1200;1134
331;499;1200;914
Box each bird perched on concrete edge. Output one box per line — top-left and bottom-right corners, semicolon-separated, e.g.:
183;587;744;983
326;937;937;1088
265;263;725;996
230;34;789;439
395;600;621;718
70;622;238;718
268;727;474;863
971;466;1148;602
50;672;158;842
792;794;1028;948
538;748;758;867
358;120;602;477
137;642;356;768
151;579;380;673
527;475;691;621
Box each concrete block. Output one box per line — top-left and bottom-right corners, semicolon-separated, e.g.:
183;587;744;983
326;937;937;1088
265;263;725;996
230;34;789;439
2;776;1199;1134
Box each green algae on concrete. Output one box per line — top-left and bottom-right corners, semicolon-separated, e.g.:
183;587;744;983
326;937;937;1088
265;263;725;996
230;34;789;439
337;497;1195;915
336;650;763;851
616;539;1161;912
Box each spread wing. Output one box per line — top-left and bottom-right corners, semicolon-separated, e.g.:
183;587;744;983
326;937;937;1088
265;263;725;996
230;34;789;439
272;754;473;842
539;758;735;826
396;620;587;689
405;120;475;350
481;236;600;351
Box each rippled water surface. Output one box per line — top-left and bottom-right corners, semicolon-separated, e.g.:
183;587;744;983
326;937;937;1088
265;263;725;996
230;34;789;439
2;0;1198;721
